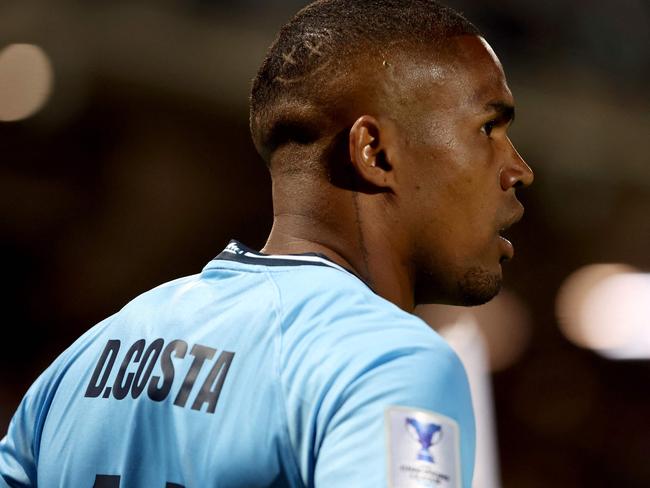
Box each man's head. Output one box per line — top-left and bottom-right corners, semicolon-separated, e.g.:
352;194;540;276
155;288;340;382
250;0;479;164
250;0;533;307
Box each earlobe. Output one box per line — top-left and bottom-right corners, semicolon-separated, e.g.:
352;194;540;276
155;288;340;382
349;115;394;191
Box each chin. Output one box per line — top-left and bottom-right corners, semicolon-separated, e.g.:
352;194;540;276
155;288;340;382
413;264;502;306
455;266;502;306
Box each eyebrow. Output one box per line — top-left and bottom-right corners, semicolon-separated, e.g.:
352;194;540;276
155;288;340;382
485;101;516;124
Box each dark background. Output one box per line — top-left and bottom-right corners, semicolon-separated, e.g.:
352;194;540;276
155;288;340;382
1;1;649;486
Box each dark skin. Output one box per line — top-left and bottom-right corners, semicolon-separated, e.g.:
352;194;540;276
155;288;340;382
262;35;534;312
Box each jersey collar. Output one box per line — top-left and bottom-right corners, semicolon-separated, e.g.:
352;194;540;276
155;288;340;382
215;240;354;275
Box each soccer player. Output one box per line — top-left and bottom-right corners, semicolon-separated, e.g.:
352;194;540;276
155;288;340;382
0;1;533;487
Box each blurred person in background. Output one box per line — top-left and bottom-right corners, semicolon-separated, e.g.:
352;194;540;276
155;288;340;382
0;0;532;487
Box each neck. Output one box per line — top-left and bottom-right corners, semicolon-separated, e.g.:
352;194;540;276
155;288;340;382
262;202;415;312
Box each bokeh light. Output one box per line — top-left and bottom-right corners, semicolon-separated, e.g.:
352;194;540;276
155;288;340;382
418;290;532;372
0;43;53;122
557;264;650;358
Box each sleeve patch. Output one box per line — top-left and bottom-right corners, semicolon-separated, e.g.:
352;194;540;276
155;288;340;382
385;406;461;488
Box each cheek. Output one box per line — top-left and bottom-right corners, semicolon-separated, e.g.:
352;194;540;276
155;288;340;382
399;135;498;242
430;182;499;262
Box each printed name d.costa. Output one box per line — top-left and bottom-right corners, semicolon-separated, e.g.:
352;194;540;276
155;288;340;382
84;338;235;414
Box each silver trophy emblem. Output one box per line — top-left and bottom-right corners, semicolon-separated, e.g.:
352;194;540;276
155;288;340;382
406;417;443;463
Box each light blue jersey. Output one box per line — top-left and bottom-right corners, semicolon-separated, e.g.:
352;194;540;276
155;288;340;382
1;240;475;487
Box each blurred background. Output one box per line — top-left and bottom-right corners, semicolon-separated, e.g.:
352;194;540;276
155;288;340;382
1;0;648;486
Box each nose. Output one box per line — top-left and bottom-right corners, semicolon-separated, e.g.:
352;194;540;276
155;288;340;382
500;137;534;191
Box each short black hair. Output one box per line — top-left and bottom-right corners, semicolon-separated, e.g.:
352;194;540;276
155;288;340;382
250;0;479;164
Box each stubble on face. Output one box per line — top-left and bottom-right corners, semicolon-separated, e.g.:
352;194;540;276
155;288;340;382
457;266;502;306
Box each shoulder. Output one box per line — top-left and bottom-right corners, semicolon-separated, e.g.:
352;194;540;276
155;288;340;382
270;268;475;486
270;265;458;364
106;268;278;326
272;265;470;410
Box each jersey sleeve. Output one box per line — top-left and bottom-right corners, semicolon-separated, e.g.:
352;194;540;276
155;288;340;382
0;361;62;488
314;343;475;488
0;315;112;488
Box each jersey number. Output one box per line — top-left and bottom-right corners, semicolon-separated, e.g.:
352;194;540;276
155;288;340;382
93;475;184;487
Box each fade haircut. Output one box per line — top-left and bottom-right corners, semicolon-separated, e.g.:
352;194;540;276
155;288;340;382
250;0;479;164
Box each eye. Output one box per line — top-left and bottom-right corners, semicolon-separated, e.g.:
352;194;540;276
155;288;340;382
482;119;496;137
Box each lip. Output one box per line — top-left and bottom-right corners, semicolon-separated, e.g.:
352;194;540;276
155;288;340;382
502;205;525;231
498;235;514;262
497;204;524;262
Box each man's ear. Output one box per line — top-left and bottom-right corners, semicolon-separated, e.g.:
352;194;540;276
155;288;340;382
348;115;395;192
